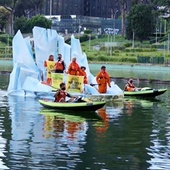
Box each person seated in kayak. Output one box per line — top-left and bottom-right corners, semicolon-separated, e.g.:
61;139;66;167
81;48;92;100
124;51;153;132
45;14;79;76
124;78;141;92
96;66;111;93
54;82;77;102
80;66;88;84
67;57;81;75
54;54;66;73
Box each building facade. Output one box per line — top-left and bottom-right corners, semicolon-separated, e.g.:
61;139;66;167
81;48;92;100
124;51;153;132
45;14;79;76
44;0;113;18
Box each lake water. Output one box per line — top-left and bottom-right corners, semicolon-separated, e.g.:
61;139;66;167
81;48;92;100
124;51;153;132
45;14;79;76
0;62;170;169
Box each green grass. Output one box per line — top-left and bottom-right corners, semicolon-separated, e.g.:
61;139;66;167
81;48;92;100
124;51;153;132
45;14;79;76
81;35;170;64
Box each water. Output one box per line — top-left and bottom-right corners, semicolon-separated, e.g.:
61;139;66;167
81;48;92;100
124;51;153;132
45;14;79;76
0;62;170;169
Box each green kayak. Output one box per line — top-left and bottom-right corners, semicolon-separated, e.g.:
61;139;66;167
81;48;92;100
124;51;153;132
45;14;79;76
124;88;167;98
39;99;106;111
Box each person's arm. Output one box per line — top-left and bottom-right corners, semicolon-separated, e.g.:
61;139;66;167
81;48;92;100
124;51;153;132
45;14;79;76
96;72;101;85
66;92;76;98
44;61;47;67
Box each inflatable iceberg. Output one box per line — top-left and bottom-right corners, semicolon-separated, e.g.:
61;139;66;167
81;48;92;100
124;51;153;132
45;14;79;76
7;26;124;101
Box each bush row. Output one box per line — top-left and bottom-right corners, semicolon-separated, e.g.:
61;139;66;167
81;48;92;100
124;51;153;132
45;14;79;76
87;54;137;63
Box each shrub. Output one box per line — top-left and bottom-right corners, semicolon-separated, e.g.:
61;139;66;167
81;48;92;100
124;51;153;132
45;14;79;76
84;30;92;34
112;46;125;51
124;42;132;48
97;55;109;61
14;16;28;34
87;55;95;61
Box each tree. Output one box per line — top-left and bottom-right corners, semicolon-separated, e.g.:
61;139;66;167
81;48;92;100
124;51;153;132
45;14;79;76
15;0;45;17
28;15;52;30
28;0;44;14
126;4;155;42
109;0;118;18
0;0;45;34
13;16;28;34
14;15;52;34
0;7;10;31
117;0;127;37
0;0;20;35
151;0;170;6
109;0;127;37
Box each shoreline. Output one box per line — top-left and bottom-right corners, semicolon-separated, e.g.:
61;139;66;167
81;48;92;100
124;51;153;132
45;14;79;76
0;58;170;68
1;70;170;84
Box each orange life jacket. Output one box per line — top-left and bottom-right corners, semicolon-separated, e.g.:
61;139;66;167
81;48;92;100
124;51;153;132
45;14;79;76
80;70;88;84
55;60;64;71
67;62;80;75
124;82;135;91
54;90;66;102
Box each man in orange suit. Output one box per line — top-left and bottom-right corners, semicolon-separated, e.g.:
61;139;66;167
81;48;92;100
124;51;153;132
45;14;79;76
67;57;81;75
96;66;111;93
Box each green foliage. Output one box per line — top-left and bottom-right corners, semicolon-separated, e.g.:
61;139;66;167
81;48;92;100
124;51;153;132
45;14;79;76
151;0;170;7
79;34;95;43
126;4;155;42
97;55;110;61
0;34;12;45
124;42;132;48
0;7;10;31
84;30;92;34
80;34;89;42
14;16;28;34
28;15;52;30
14;15;52;34
125;48;157;52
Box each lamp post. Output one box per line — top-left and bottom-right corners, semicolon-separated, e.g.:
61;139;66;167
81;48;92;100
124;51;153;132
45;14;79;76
114;10;118;43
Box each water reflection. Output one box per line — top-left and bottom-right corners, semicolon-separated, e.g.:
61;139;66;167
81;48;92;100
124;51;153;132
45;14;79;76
0;93;9;169
123;97;162;116
40;109;98;139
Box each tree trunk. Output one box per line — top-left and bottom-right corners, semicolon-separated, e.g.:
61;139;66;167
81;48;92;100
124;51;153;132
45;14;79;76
118;0;126;38
121;6;125;37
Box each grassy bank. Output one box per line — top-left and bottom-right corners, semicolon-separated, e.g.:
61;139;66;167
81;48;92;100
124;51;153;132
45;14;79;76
81;35;170;65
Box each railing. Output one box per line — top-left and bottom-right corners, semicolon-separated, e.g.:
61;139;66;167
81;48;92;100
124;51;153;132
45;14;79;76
0;46;12;58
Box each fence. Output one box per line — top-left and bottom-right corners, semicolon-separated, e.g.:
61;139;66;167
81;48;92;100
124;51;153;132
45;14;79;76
137;56;165;64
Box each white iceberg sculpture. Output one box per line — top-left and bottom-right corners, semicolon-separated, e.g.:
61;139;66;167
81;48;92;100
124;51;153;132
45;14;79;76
7;26;123;100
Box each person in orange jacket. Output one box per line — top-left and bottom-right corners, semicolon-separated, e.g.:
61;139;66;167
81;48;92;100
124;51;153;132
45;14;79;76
124;78;141;92
67;57;81;75
54;82;76;102
80;66;88;84
44;55;55;85
96;66;111;93
54;54;66;73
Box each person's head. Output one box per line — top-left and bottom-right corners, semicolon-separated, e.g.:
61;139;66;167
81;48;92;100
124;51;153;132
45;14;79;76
48;55;54;61
81;66;86;71
58;54;62;60
101;66;106;72
128;78;133;84
72;57;76;62
60;82;66;90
